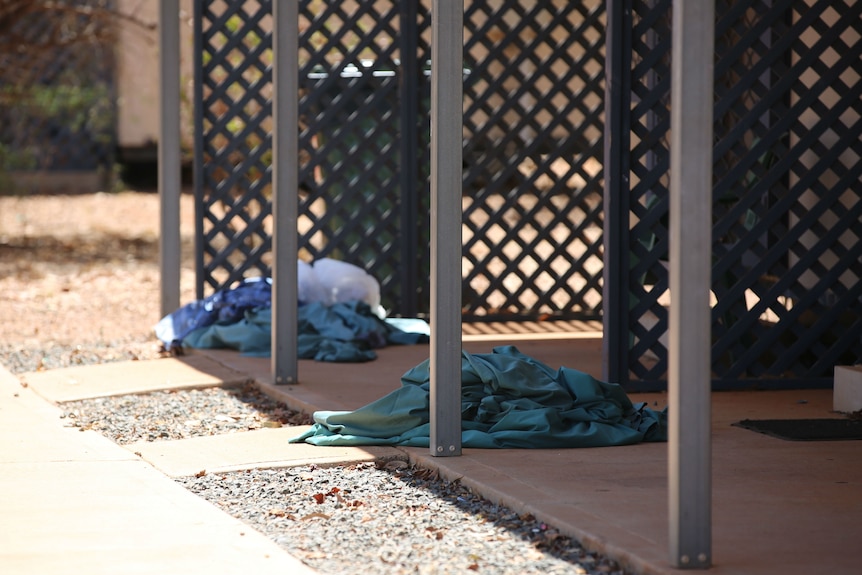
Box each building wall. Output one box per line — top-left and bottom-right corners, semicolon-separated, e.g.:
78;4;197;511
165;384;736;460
115;0;195;159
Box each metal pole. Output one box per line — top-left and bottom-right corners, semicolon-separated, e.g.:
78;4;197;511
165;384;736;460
398;0;420;317
192;0;205;302
271;0;299;385
669;0;714;568
158;0;181;318
429;0;463;457
602;0;633;385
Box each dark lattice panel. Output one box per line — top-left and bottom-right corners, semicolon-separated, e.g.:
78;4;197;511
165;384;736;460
194;0;608;322
297;0;405;310
0;0;116;174
195;0;410;304
624;0;673;384
406;2;433;316
461;0;606;320
615;0;862;389
195;0;275;294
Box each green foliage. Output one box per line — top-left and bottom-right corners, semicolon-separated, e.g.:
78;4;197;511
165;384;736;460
0;82;114;175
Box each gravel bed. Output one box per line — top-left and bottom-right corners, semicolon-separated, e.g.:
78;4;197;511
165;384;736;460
0;340;165;375
59;382;313;444
178;463;628;575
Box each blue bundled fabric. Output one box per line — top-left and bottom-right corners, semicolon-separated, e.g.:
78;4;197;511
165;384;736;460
290;346;668;448
154;274;429;362
154;277;272;350
154;260;406;359
179;301;428;362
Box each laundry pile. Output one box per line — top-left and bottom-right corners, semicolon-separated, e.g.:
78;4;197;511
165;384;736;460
290;345;668;448
154;259;429;362
155;260;668;449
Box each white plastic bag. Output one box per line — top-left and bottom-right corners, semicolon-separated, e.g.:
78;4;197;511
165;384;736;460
312;257;383;315
297;259;326;305
296;257;385;316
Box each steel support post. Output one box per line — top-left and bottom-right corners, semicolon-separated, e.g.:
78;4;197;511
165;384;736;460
602;0;633;385
429;0;463;457
668;0;714;568
158;0;181;318
398;0;420;317
271;0;299;385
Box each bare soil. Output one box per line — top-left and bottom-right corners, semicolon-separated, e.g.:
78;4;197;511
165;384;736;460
0;190;198;372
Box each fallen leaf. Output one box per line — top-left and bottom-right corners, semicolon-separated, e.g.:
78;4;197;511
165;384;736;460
327;487;345;503
301;512;331;521
195;469;207;477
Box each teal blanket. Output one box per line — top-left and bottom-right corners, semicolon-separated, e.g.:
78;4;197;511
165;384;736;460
182;301;428;362
291;346;667;448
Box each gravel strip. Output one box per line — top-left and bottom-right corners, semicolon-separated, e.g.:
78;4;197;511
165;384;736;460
178;463;628;575
0;340;165;375
59;383;313;444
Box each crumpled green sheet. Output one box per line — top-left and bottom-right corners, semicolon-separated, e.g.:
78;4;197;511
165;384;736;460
290;345;668;448
181;301;428;362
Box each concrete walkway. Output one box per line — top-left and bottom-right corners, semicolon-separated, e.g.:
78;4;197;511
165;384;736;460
0;361;318;575
3;338;861;575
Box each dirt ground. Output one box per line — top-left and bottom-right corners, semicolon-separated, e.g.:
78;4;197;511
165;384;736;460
0;190;199;371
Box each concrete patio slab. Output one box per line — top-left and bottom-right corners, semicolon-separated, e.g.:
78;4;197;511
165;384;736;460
129;426;405;477
20;354;248;403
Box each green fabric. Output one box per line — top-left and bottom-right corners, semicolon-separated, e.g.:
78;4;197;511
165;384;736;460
290;346;668;448
182;308;273;357
181;301;428;362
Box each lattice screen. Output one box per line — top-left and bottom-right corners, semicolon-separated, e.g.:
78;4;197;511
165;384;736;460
461;0;606;319
296;1;407;309
608;0;862;389
195;0;275;293
194;0;607;321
